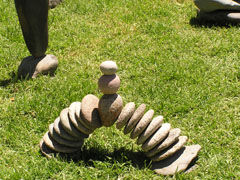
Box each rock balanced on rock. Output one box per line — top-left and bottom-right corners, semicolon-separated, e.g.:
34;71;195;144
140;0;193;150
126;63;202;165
39;61;201;176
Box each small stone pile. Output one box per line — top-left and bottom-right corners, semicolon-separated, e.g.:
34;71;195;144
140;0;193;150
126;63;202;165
40;61;201;176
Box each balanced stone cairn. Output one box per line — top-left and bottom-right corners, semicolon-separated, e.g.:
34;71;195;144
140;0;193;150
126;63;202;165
40;61;201;176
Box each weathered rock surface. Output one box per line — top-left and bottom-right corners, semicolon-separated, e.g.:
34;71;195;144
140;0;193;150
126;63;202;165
100;61;117;75
130;109;154;139
137;115;163;145
116;102;135;129
98;94;123;127
81;94;102;129
98;75;120;94
151;145;201;175
151;136;188;161
146;128;181;157
124;104;146;134
142;123;171;152
18;55;58;79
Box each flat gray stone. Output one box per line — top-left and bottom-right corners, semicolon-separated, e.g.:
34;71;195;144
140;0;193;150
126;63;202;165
116;102;135;129
39;138;55;158
146;128;181;157
43;132;80;153
18;55;58;79
130;109;154;139
68;102;93;135
81;94;101;129
142;123;171;152
151;145;201;175
98;94;123;127
137;116;163;145
60;108;89;139
100;61;117;75
151;136;188;161
124;104;146;134
53;117;81;141
49;123;84;148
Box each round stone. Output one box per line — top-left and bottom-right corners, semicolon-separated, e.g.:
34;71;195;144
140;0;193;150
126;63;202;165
68;102;93;135
43;132;80;153
145;128;181;157
100;61;117;75
130;109;154;139
151;144;201;175
18;55;58;79
49;123;84;148
39;138;55;158
142;123;171;152
137;116;163;145
60;108;89;139
116;102;135;129
151;136;188;161
98;75;120;94
124;104;146;134
53;117;81;141
98;94;123;127
81;94;102;129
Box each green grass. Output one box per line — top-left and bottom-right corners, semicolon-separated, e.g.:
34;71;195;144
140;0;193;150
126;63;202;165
1;0;240;179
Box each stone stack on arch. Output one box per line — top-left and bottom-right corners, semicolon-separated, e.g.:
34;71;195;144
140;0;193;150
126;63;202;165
40;61;201;176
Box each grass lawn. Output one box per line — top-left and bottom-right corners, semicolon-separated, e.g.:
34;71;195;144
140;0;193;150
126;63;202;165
0;0;240;179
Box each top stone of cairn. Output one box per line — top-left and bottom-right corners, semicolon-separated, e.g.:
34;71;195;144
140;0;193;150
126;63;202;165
100;61;117;75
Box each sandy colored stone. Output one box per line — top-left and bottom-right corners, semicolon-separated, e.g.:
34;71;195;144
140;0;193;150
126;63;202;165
151;136;188;161
146;128;181;157
116;102;135;129
43;132;80;153
98;75;120;94
68;102;93;135
74;101;81;120
130;109;154;139
60;108;89;139
124;104;146;134
137;115;163;145
100;61;117;75
81;94;101;129
18;55;58;79
142;123;171;152
39;138;55;158
98;94;123;127
53;117;81;141
151;144;201;175
49;123;84;148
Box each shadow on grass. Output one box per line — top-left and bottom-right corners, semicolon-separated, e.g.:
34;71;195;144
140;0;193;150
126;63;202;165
0;71;18;87
190;16;240;28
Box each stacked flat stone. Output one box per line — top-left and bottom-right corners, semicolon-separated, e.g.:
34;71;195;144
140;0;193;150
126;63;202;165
40;96;102;158
116;103;201;175
40;61;201;176
98;61;123;127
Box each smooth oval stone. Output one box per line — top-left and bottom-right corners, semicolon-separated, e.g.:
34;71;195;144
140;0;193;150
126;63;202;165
81;94;102;129
75;101;81;120
49;124;84;148
98;75;120;94
124;104;146;134
130;109;154;139
60;108;89;139
116;102;135;129
151;136;188;161
53;117;81;141
17;55;58;79
142;123;171;152
98;94;123;127
100;61;117;75
146;128;181;157
43;132;80;153
151;145;201;175
68;102;93;135
137;116;163;145
39;138;55;158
